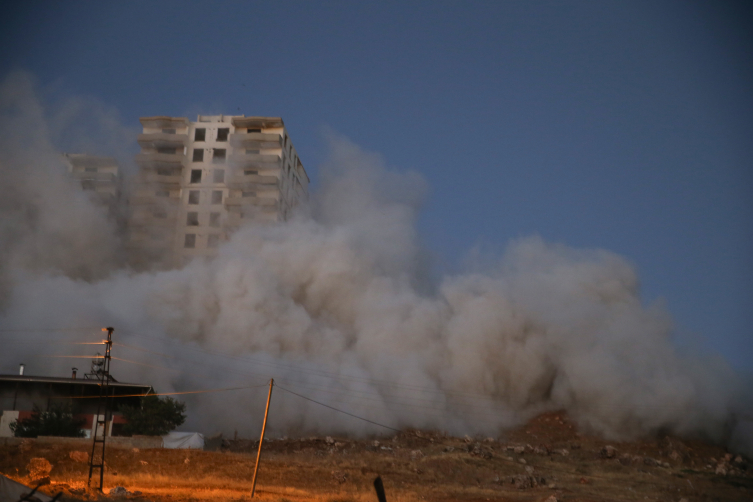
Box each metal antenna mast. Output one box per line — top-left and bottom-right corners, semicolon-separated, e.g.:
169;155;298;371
88;327;113;492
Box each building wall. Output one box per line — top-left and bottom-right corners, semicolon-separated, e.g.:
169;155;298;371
128;115;309;269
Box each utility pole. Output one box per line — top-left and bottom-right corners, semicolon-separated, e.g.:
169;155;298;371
251;378;273;498
88;327;113;492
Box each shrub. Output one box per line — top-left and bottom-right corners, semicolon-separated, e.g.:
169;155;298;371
120;395;186;436
10;404;86;438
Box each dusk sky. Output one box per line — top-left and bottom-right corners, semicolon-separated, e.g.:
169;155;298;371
1;1;751;369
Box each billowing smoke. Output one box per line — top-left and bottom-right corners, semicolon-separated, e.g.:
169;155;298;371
0;72;750;453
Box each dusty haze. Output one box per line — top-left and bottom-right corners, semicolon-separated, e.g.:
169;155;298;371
0;71;750;455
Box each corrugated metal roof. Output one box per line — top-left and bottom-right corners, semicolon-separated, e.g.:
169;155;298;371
0;374;152;389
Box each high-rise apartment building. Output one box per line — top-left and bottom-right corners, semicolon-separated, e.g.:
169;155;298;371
127;115;309;268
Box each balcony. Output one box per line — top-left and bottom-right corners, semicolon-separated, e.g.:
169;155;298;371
138;133;188;150
231;116;284;129
135;152;184;169
226;173;278;190
228;132;282;150
139;116;189;130
69;171;118;182
231;154;281;171
137;172;183;185
224;196;279;209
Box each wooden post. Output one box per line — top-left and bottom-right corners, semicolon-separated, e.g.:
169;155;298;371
251;378;274;498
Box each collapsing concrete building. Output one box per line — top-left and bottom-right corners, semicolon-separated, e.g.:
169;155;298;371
61;153;122;212
127;115;309;268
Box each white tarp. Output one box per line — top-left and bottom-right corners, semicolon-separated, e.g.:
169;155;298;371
162;431;204;449
0;473;53;502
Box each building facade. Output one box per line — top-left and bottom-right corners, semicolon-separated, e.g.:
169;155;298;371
61;153;121;211
128;115;309;268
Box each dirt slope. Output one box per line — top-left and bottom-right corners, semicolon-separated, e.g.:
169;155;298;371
1;412;750;502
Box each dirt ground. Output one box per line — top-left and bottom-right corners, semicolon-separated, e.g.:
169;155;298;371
1;412;751;502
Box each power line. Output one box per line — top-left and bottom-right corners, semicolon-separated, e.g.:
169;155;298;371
276;384;402;433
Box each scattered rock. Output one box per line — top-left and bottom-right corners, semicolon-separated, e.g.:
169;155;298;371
69;451;89;463
524;465;534;474
140;460;148;465
518;458;527;464
27;458;52;479
331;470;348;484
600;445;617;458
410;449;424;460
464;435;472;443
544;496;558;502
715;464;728;476
372;440;380;447
669;450;681;461
443;446;455;453
513;445;526;454
508;474;546;489
325;436;335;445
109;486;131;496
484;437;495;443
184;458;190;464
132;448;140;453
734;455;743;464
556;449;569;456
643;457;658;466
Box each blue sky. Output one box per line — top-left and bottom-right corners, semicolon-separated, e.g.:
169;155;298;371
1;1;751;369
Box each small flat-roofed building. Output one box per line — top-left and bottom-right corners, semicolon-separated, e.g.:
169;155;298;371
0;372;153;438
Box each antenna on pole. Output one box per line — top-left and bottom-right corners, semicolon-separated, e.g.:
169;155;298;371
88;327;114;492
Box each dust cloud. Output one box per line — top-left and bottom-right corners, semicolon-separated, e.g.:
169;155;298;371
0;71;749;453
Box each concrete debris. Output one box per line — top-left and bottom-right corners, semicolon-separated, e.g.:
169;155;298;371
109;486;131;496
600;445;617;458
69;451;89;463
507;474;546;489
27;458;52;479
715;464;728;476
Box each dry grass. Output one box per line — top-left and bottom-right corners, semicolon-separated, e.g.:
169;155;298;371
1;412;751;501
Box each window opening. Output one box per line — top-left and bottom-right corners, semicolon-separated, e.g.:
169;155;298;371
194;128;206;141
213;149;226;163
217;128;229;142
184;234;196;248
192;149;204;162
188;190;200;204
246;149;260;154
211;190;223;204
244;169;258;175
186;212;199;226
157;147;176;154
190;169;202;183
247;128;261;133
